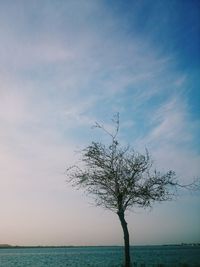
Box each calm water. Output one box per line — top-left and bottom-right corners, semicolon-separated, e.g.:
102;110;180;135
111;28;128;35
0;246;200;267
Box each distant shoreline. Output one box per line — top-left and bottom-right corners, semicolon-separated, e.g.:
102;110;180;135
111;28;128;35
0;243;199;249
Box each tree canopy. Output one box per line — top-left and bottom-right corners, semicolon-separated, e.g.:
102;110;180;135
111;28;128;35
67;114;179;214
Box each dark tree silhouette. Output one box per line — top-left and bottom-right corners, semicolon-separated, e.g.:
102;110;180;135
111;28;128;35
66;114;198;267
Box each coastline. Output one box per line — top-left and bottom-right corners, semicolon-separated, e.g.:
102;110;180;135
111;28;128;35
0;243;199;249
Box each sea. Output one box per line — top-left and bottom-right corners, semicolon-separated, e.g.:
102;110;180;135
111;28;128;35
0;245;200;267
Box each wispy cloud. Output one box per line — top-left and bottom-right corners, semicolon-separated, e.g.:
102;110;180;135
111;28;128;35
134;95;200;182
147;97;192;145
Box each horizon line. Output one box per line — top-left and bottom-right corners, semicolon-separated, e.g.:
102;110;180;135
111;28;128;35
1;243;199;248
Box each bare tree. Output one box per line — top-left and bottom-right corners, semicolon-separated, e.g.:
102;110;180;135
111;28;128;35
66;113;197;267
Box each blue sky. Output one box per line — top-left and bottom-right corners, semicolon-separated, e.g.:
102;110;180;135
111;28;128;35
0;0;199;246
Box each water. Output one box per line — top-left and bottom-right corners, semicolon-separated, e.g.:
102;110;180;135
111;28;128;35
0;246;199;267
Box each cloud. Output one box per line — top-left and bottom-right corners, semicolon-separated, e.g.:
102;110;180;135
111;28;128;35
147;97;192;145
0;0;177;99
132;95;200;183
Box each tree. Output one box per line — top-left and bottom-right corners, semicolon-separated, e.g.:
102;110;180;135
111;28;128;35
66;114;197;267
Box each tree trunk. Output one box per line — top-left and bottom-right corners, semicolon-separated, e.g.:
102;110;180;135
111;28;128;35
117;211;131;267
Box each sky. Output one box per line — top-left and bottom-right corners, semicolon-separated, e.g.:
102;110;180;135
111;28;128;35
0;0;200;246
